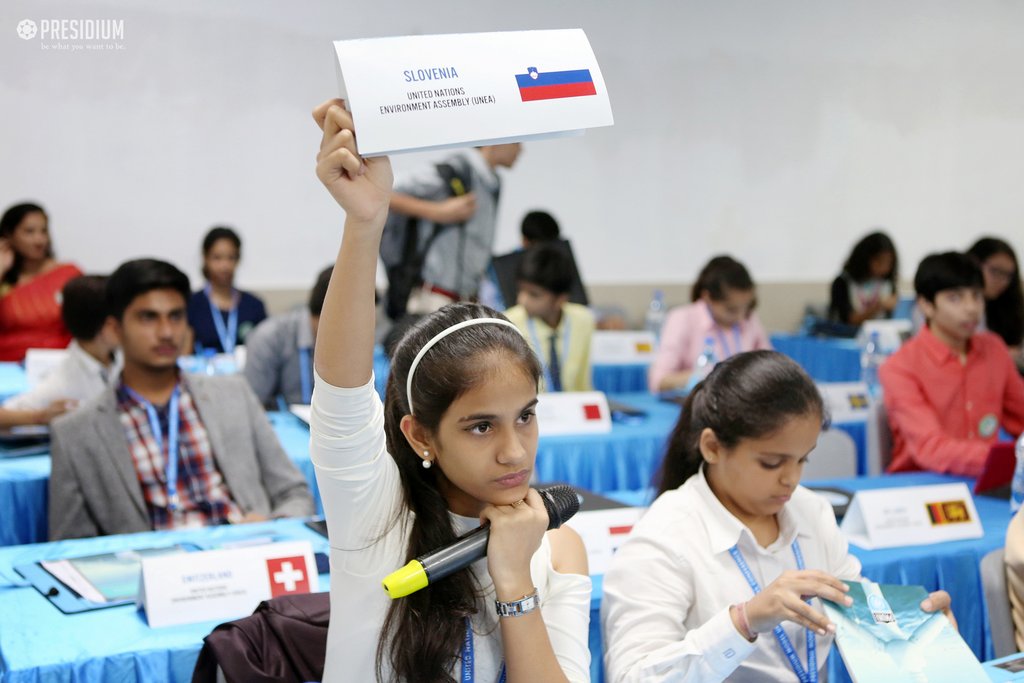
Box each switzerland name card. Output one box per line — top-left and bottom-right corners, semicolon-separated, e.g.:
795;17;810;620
138;541;317;628
333;29;614;156
840;483;983;550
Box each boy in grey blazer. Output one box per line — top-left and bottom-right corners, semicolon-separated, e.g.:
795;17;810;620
48;259;313;540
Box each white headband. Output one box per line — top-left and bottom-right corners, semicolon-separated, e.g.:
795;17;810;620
406;318;524;415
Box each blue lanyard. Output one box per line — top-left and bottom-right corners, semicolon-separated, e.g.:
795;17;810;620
124;384;182;511
705;302;742;359
204;285;239;353
716;325;742;360
298;347;312;404
526;315;571;392
728;540;817;683
462;618;506;683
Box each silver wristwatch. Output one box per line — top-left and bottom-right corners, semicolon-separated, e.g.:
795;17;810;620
495;588;539;618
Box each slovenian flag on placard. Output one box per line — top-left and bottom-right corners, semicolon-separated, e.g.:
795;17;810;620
516;67;597;102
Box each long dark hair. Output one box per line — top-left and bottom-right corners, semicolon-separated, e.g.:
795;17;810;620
377;303;541;683
0;202;52;285
690;255;756;303
656;351;826;495
842;230;898;286
967;237;1023;347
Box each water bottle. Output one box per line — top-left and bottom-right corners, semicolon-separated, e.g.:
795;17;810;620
1011;433;1024;514
645;289;666;340
683;337;718;392
860;331;885;399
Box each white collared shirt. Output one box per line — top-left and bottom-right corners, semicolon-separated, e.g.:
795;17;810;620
601;469;861;683
3;341;119;411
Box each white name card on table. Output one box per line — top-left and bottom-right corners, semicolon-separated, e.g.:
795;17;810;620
590;331;657;364
24;348;68;389
138;541;317;628
333;29;614;156
840;483;983;550
818;382;871;423
536;391;612;437
566;507;644;575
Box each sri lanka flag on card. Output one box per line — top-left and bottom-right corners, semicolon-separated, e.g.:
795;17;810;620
516;67;597;102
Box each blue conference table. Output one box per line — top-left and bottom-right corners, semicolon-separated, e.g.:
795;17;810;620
589;472;1012;683
0;391;873;547
771;333;862;382
0;473;1011;683
0;518;329;683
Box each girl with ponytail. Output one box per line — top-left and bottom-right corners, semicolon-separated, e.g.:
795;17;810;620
602;350;954;682
309;99;590;683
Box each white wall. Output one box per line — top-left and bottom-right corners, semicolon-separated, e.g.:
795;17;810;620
3;1;1022;290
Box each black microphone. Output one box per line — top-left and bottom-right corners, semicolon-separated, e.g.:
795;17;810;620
381;485;580;598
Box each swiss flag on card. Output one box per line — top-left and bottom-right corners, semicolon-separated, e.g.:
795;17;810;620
583;404;602;421
266;556;312;598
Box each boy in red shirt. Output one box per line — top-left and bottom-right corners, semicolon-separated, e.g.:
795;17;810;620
881;251;1024;476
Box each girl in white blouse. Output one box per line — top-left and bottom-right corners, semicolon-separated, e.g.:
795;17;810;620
309;99;591;683
602;350;954;683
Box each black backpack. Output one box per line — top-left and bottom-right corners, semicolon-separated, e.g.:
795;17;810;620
380;161;471;320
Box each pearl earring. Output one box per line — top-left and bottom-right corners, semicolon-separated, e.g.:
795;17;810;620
422;450;431;469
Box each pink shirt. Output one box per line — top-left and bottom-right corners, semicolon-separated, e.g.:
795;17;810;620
880;326;1024;477
648;302;771;392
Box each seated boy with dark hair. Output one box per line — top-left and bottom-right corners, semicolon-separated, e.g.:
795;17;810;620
48;258;313;540
243;266;332;408
1;274;119;427
504;244;594;392
881;251;1024;476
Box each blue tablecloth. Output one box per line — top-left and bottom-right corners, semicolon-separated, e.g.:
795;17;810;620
0;396;872;546
0;468;1009;682
535;392;681;493
772;333;862;382
589;472;1011;683
0;519;329;683
591;363;649;393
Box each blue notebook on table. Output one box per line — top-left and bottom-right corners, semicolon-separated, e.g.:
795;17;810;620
823;580;989;682
16;545;197;614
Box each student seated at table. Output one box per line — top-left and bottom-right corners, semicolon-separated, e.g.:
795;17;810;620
48;259;314;541
967;237;1023;373
1;275;119;427
243;266;331;408
603;350;954;682
648;255;771;393
0;202;83;361
881;252;1024;477
504;245;594;392
829;230;900;326
187;226;267;354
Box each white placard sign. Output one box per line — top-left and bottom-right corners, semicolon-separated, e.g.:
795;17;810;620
24;348;68;389
333;29;614;156
818;382;871;424
590;331;657;365
566;507;643;575
536;391;611;437
840;483;983;550
138;541;318;628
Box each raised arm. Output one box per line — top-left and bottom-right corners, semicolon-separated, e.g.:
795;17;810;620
312;99;393;388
